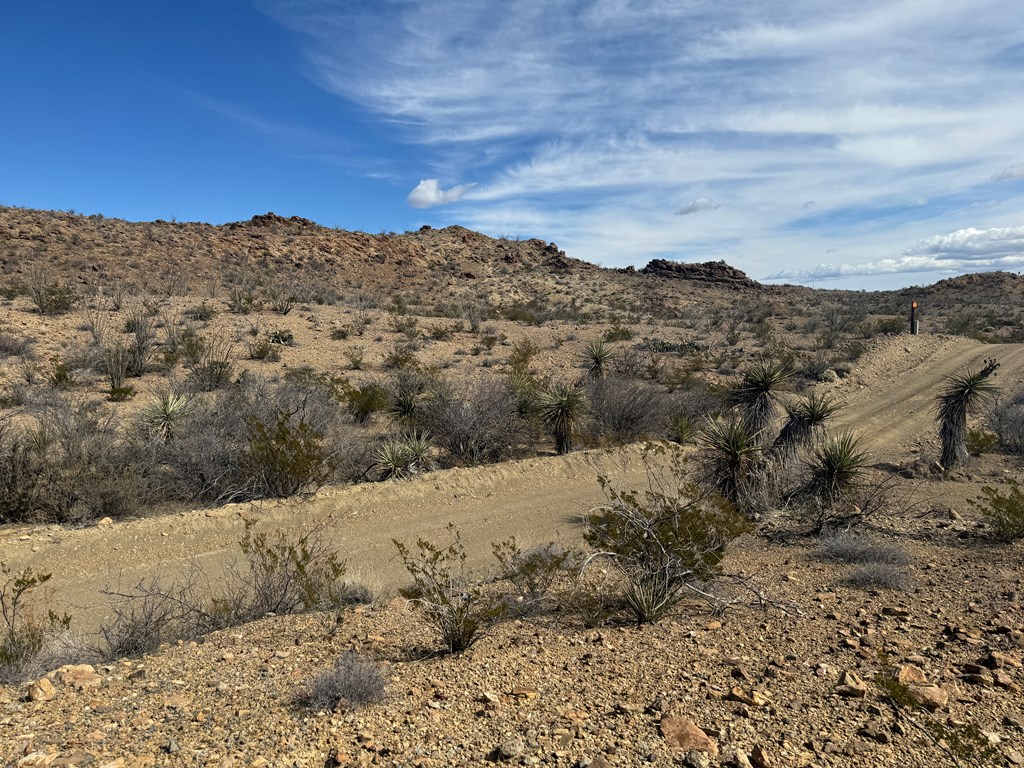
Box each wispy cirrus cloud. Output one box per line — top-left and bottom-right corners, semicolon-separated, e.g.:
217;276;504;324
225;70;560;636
260;0;1024;287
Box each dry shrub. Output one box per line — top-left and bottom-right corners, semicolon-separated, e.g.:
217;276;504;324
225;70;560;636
419;378;531;465
816;533;912;565
155;375;365;504
844;563;911;591
98;523;360;657
301;652;387;711
584;377;675;444
0;397;153;525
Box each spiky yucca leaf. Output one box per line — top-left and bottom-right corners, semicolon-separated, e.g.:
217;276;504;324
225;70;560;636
808;431;868;505
140;391;190;442
538;382;588;454
936;358;999;470
773;393;840;461
699;416;765;510
583;340;615;380
730;359;793;440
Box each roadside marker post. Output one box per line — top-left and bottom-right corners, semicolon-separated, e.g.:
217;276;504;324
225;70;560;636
910;301;919;335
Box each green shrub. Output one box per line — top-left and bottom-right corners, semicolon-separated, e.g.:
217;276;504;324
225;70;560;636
185;335;235;391
241;411;335;497
873;316;905;335
507;337;539;371
383;342;419;370
603;325;633;342
492;538;579;610
394;525;501;653
248;337;281;362
344;382;389;423
1;564;72;683
971;480;1024;541
28;268;78;315
585;444;752;624
184;302;217;321
48;359;76;390
966;428;999;456
108;385;135;402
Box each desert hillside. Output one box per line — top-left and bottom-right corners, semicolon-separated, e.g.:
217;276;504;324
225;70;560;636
1;206;1023;768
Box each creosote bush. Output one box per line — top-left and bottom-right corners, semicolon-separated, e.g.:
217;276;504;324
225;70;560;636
1;563;73;683
970;479;1024;541
241;411;336;498
394;525;503;653
492;538;580;611
585;443;752;624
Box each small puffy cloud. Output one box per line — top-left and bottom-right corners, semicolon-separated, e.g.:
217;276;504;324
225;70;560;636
406;179;473;209
677;197;719;216
992;164;1024;182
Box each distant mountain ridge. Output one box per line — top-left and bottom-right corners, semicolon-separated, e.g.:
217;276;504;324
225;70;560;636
1;206;1020;322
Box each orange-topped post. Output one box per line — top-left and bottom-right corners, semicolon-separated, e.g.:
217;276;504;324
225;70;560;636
910;301;919;335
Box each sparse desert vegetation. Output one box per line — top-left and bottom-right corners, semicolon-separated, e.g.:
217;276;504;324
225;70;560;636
1;206;1024;767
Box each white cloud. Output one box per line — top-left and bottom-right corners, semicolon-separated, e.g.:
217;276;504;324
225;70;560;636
768;226;1024;281
904;226;1024;259
677;197;719;216
406;179;473;208
992;164;1024;182
263;0;1024;287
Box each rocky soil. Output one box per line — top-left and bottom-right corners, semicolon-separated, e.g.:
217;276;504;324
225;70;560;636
3;334;1024;767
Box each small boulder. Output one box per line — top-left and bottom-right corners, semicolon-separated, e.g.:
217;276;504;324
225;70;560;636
836;670;868;698
27;677;57;702
661;716;719;756
906;684;948;711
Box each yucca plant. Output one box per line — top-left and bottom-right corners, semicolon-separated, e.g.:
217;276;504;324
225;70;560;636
807;431;868;505
730;359;793;441
374;433;434;480
772;393;840;462
507;369;541;418
538;382;588;454
936;358;999;470
140;391;190;442
699;416;766;512
583;340;615;380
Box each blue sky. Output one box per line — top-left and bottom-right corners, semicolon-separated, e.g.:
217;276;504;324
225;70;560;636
3;1;1024;289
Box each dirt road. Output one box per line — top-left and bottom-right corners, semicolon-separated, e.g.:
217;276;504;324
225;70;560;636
826;335;1024;462
3;334;1023;630
0;446;656;629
